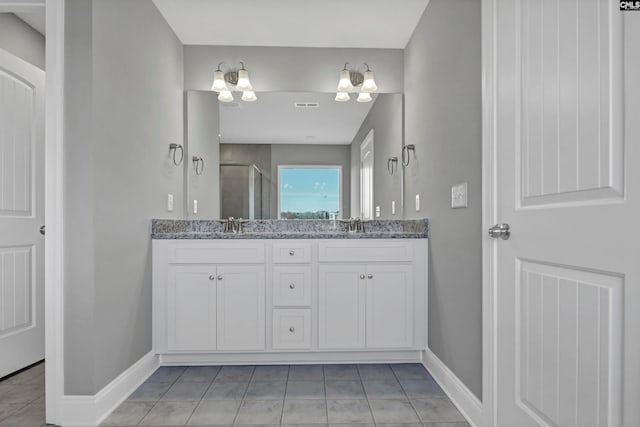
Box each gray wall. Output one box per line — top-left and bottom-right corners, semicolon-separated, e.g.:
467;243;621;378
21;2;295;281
404;0;483;398
0;13;45;70
64;0;184;394
186;91;220;219
350;94;403;219
185;45;403;93
270;144;351;219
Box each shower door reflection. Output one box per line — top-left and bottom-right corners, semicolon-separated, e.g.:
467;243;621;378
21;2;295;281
220;163;270;219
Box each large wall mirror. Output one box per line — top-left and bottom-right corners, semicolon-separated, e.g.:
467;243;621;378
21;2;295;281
185;90;404;220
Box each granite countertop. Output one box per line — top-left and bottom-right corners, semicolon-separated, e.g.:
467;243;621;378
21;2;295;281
151;219;429;239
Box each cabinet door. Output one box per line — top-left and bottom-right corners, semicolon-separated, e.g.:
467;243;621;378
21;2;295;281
365;264;413;348
318;264;366;349
216;265;265;350
167;266;217;351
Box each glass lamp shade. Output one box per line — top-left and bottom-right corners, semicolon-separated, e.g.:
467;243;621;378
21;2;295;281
335;92;350;102
357;92;372;103
211;70;228;92
242;91;257;102
337;69;354;92
218;90;234;102
361;70;378;93
236;69;253;91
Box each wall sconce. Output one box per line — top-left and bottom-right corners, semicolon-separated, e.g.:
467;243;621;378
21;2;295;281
387;157;398;176
169;143;183;166
211;62;257;103
402;144;416;166
192;156;204;175
335;63;378;102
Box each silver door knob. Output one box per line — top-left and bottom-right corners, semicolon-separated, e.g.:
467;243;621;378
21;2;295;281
360;274;365;280
289;250;295;256
289;327;295;332
367;273;373;279
488;223;511;240
217;275;223;280
289;283;295;289
209;275;215;280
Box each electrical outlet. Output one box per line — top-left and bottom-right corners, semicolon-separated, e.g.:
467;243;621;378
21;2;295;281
167;194;174;212
391;200;396;215
451;182;468;208
375;206;381;218
415;194;420;212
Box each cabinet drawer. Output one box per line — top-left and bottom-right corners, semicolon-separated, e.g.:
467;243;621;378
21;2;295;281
167;242;265;264
318;240;413;263
272;309;311;350
272;242;312;263
273;266;312;307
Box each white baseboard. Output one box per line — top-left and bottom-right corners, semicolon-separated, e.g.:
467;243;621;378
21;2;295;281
422;348;483;427
60;351;159;427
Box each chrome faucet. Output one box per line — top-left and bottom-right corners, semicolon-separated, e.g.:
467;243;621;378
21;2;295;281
221;217;249;233
340;217;364;233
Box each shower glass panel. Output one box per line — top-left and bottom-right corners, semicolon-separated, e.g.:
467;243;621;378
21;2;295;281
220;164;269;219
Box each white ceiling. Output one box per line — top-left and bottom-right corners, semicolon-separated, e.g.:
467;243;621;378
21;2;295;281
219;92;376;145
152;0;430;49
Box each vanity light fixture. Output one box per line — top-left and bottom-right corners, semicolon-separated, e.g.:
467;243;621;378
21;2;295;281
211;61;257;103
334;63;377;102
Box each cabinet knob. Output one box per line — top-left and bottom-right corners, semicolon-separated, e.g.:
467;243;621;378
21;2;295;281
209;275;215;281
289;283;295;289
367;273;374;279
289;250;295;256
217;275;223;281
360;274;365;280
289;327;295;333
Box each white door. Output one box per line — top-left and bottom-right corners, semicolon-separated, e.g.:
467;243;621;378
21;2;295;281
216;265;265;350
0;49;45;377
365;264;413;349
360;130;374;220
318;264;366;349
493;1;638;426
167;266;217;351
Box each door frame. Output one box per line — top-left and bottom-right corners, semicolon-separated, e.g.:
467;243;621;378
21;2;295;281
481;0;497;426
0;0;64;424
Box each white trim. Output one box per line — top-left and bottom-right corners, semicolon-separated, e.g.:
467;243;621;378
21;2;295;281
481;0;497;426
422;349;483;427
0;1;44;13
60;351;159;427
359;129;374;220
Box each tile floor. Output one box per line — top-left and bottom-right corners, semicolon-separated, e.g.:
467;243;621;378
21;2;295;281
101;364;469;427
0;361;46;427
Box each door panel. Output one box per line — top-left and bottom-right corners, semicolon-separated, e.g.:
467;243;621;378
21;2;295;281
318;264;366;349
494;1;636;426
0;49;44;377
216;265;265;351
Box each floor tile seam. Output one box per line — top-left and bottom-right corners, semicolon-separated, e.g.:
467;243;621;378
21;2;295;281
276;365;291;425
0;401;31;423
132;400;154;427
322;368;329;424
390;363;424;423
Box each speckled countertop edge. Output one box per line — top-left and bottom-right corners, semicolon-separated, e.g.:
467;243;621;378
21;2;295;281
151;219;429;239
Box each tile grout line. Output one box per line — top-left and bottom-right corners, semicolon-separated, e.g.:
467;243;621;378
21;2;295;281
392;364;429;427
323;364;329;426
230;365;257;426
182;366;223;427
277;365;291;426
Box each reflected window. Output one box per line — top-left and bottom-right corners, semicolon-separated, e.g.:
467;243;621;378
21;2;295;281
278;166;341;219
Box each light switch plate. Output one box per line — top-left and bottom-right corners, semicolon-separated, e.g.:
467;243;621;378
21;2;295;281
415;194;420;212
193;199;198;214
391;200;396;215
451;182;468;208
375;206;381;218
167;194;174;212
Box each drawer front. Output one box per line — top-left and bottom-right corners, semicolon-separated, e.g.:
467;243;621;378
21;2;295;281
273;242;312;263
273;266;312;307
272;309;311;350
167;242;265;264
318;240;413;263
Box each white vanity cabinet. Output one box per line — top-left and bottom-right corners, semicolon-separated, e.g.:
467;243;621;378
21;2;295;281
153;238;427;363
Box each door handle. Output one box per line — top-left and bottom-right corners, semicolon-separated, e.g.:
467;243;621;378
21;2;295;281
488;223;510;240
40;225;45;236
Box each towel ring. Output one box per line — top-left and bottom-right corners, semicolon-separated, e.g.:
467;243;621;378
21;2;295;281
193;156;204;175
387;157;398;176
402;144;415;167
169;143;183;166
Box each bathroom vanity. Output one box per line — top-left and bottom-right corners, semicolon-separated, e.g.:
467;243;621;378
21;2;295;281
152;219;428;365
